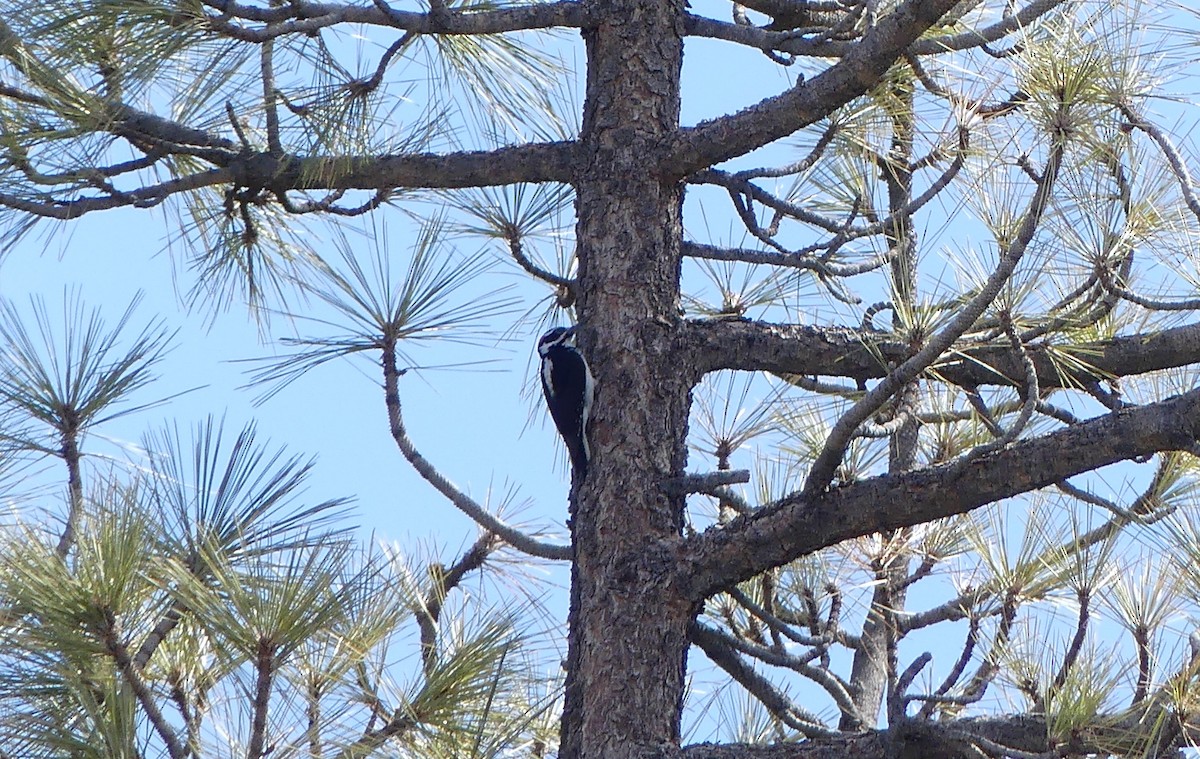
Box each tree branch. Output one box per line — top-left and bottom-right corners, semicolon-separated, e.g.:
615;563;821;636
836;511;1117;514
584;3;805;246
256;144;581;189
54;425;83;558
0;169;234;219
678;318;1200;389
664;470;751;495
247;640;276;759
692;621;859;723
690;621;837;738
667;0;962;175
101;610;188;759
415;534;496;674
0;143;577;219
681;711;1188;759
800;137;1062;495
381;343;571;561
682;241;891;275
672;386;1200;601
908;0;1068;54
684;0;1068;60
198;0;585;36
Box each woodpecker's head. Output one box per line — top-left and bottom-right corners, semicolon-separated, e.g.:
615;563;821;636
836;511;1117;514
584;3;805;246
537;326;576;356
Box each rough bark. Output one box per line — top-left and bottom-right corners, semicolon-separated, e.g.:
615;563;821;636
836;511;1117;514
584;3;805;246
559;0;693;756
682;711;1193;758
557;1;1025;755
560;1;972;755
0;143;578;219
674;385;1200;601
667;0;964;174
681;318;1200;388
12;0;1192;757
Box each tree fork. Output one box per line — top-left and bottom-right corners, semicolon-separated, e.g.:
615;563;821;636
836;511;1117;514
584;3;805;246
561;0;693;756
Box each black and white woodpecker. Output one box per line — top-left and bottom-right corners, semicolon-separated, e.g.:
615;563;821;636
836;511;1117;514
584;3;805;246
537;326;594;478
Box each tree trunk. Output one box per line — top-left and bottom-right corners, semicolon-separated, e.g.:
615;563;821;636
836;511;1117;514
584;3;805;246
559;0;693;757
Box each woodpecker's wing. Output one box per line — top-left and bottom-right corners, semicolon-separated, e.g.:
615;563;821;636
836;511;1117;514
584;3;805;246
541;345;591;474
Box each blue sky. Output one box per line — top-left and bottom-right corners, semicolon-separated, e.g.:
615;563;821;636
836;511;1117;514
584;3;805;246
0;10;836;737
4;0;1200;742
0;0;809;554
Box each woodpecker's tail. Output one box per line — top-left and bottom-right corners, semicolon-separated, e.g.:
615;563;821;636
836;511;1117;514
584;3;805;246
570;446;588;479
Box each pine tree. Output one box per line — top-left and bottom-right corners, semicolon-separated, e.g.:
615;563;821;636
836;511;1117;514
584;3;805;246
4;1;1200;757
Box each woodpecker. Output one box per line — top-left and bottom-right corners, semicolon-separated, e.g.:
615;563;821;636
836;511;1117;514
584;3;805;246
537;326;594;477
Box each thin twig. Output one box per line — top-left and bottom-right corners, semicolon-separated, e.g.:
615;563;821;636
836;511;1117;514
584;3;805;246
381;342;571;560
261;40;282;155
247;640;275;759
349;31;417;95
506;233;576;291
1119;102;1200;227
727;586;844;649
665;469;751;494
415;534;496;674
917;615;982;718
102;610;188;759
891;651;931;720
956;590;1019;707
733;120;840;180
690;621;839;738
54;425;83;558
800;136;1065;497
1050;589;1090;692
693;621;859;720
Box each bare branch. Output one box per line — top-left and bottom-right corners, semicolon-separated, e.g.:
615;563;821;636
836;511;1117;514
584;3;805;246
672;386;1200;601
691;621;860;725
506;233;576;292
1101;274;1200;312
908;0;1069;54
733;120;839;179
197;0;585;37
693;169;847;234
916;615;981;719
1049;589;1089;692
682;241;891;277
415;534;496;673
665;470;751;495
351;32;418;95
944;317;1041;471
381;342;571;561
680;317;1200;389
799;138;1063;496
684;709;1198;758
1119;102;1200;227
0;143;576;219
101;610;188;759
727;584;855;651
683;0;1067;63
690;621;838;738
668;0;964;175
0;169;233;219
